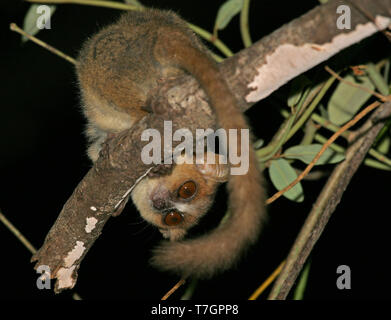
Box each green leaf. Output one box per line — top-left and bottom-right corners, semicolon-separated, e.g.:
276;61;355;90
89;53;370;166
293;259;311;300
214;0;243;31
180;278;198;300
23;4;56;43
269;159;304;202
254;139;265;149
327;74;374;125
366;63;389;96
284;144;345;165
377;136;390;154
319;103;328;119
374;118;391;146
383;60;390;84
287;75;312;107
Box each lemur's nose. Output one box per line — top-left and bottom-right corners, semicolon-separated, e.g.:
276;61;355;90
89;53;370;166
152;197;167;210
151;189;170;211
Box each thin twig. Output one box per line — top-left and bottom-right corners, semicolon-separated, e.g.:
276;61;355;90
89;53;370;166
240;0;252;48
0;209;37;254
310;113;391;167
314;133;391;171
9;23;77;65
25;0;234;58
285;75;337;142
161;278;186;300
266;100;381;205
250;101;390;299
268;101;391;299
27;0;142;11
252;96;387;295
248;260;285;300
188;22;233;58
324;66;386;101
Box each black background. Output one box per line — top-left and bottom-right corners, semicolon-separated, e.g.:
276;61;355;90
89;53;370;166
1;0;390;301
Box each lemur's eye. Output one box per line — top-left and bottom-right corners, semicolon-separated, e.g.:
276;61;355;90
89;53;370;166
164;211;183;226
178;181;197;199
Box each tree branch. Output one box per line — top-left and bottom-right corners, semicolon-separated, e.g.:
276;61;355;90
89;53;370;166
30;0;391;293
221;0;391;106
268;101;391;300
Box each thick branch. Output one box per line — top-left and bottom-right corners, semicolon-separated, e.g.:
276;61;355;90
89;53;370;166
223;0;391;106
268;102;391;300
31;78;216;292
31;0;391;293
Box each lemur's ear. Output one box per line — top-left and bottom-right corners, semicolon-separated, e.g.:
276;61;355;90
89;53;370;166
195;151;229;182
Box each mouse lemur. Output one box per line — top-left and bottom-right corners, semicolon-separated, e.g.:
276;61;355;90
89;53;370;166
76;8;266;278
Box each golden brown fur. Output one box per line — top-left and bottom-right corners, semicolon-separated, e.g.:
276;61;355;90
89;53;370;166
76;9;266;278
131;153;229;241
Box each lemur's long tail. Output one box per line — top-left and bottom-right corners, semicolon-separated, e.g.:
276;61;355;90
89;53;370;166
139;9;267;278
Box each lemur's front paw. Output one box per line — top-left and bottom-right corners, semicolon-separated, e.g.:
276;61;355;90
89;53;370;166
148;163;174;178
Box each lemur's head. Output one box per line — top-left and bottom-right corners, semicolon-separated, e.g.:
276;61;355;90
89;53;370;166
131;152;229;241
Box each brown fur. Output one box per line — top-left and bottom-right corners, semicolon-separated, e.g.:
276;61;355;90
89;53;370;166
131;153;227;241
77;9;266;278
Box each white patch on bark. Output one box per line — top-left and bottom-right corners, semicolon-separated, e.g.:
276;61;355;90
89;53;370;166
55;241;86;290
85;217;98;233
245;16;391;103
64;241;86;267
57;266;76;290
